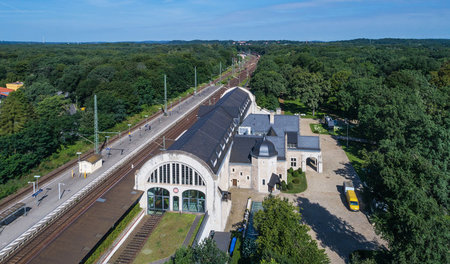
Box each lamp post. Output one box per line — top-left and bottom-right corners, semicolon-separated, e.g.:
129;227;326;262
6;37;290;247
28;181;36;194
58;183;65;200
76;152;82;164
34;175;41;190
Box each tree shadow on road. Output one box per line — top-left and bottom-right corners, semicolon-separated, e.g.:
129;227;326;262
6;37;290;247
296;196;382;262
334;162;362;189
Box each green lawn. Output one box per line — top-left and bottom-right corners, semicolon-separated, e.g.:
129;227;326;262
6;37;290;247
280;99;325;119
133;213;196;264
310;122;364;139
282;168;307;194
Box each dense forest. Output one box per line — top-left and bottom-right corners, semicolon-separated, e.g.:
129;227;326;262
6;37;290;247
0;43;236;195
247;40;449;264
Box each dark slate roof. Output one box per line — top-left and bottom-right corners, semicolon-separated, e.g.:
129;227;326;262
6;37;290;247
240;114;299;136
273;115;299;134
230;136;262;164
267;126;277;136
212;232;231;253
169;88;251;173
266;136;285;160
252;137;278;157
268;173;281;187
298;135;320;150
286;131;297;145
240;114;269;134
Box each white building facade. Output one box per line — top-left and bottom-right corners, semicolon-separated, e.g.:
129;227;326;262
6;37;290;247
135;87;322;237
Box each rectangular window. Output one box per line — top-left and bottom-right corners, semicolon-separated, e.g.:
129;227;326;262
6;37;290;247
172;164;176;184
195;172;198;185
167;164;171;183
232;168;235;172
181;165;185;184
176;164;180;184
290;157;297;167
262;179;265;185
240;172;243;176
159;167;162;183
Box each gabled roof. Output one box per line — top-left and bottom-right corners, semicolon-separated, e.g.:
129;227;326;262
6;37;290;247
267;126;277;136
298;135;320;150
0;87;14;95
169;88;251;174
240;114;299;136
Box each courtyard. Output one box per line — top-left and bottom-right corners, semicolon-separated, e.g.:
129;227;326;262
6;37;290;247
226;118;386;263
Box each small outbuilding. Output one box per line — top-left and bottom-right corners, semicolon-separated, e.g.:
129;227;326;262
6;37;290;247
79;154;103;174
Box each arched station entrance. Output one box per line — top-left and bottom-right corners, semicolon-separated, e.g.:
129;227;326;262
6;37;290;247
148;187;170;214
182;190;206;213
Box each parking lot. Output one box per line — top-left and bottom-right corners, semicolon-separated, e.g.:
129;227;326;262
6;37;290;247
281;118;386;263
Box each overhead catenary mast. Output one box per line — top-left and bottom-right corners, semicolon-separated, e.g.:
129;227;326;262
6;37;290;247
164;74;167;116
94;94;99;154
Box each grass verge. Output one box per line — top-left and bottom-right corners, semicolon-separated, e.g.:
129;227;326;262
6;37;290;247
339;141;371;182
282;168;307;194
280;99;326;119
133;213;196;264
84;203;142;264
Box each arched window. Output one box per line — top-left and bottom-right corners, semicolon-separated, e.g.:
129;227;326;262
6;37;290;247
182;190;206;213
148;187;170;214
147;163;206;186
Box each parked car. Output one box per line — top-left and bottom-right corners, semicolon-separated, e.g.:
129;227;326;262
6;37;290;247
344;181;359;211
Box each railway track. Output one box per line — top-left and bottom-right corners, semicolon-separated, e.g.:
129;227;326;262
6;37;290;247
0;55;259;264
0;56;256;213
0;87;226;264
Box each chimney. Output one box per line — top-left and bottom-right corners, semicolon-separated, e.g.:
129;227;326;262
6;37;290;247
276;108;281;115
269;111;274;125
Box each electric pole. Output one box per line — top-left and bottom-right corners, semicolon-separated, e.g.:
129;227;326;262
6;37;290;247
94;94;99;154
164;74;167;116
194;66;197;95
219;62;222;82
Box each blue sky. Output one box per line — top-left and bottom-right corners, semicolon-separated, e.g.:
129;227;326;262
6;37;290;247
0;0;449;42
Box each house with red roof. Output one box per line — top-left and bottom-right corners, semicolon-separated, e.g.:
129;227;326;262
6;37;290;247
0;87;15;103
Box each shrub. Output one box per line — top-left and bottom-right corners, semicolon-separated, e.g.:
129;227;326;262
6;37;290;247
292;178;300;184
287;182;293;190
281;180;287;191
292;171;300;178
287;167;294;174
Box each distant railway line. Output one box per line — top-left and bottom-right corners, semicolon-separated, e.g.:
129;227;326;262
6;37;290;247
0;55;259;264
0;55;258;213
